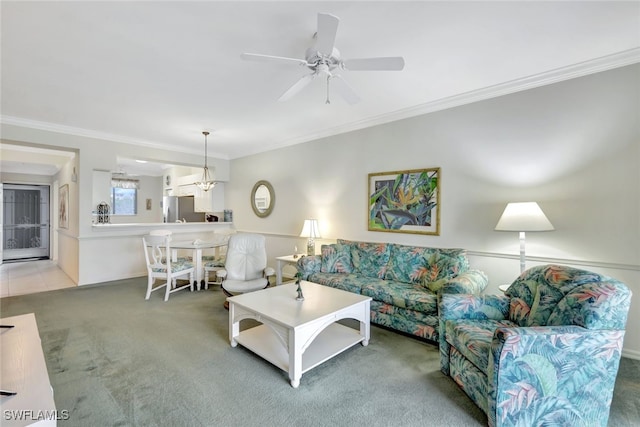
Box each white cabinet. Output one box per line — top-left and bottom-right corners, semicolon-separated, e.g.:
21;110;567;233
194;192;211;212
193;183;224;212
164;171;225;213
92;170;111;207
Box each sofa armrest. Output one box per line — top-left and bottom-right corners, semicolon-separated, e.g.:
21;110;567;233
442;269;488;294
488;326;626;427
296;255;322;280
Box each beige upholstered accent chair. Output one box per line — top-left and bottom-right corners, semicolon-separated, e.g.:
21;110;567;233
217;233;275;307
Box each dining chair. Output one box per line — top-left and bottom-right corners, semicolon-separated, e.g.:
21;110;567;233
142;234;194;301
149;229;192;262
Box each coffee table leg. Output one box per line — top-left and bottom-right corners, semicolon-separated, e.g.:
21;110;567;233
288;331;302;388
229;302;239;347
361;302;371;346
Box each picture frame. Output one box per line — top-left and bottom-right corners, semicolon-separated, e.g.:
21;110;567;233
59;184;69;229
146;198;152;210
368;168;440;235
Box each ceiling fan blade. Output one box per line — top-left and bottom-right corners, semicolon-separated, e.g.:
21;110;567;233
343;57;405;71
331;75;361;105
278;73;316;102
241;53;308;67
315;13;340;55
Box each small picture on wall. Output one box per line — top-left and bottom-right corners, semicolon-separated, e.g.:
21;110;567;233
146;198;152;210
59;184;69;229
368;168;440;235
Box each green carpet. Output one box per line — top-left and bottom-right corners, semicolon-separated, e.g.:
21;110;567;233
1;278;638;427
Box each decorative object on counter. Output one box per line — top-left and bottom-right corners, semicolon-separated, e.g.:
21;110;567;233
97;202;110;224
206;214;218;222
250;180;275;218
368;168;440;235
295;273;304;301
194;131;216;192
223;209;233;222
300;218;321;256
495;201;554;273
59;184;69;229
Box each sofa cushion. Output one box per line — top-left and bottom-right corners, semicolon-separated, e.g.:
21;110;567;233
384;244;437;284
307;273;365;294
445;319;517;374
425;277;448;293
371;301;439;340
425;249;469;282
320;243;354;274
350;242;391;279
361;279;437;314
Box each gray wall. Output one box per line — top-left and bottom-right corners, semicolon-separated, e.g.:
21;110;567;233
228;64;640;357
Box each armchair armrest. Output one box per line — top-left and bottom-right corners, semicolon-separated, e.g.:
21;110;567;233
442;269;489;294
438;293;509;376
296;255;322;280
488;326;626;427
264;267;275;277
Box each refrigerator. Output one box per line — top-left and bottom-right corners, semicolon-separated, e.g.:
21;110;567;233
162;196;205;223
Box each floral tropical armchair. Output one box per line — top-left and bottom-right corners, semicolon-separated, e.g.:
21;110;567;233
439;264;632;427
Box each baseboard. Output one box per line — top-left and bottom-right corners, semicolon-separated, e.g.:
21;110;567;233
622;348;640;361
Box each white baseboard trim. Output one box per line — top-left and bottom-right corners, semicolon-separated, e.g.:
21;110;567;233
622;348;640;361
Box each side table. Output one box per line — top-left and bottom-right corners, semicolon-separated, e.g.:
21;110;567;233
275;254;303;285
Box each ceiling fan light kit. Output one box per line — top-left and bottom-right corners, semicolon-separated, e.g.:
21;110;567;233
241;13;405;104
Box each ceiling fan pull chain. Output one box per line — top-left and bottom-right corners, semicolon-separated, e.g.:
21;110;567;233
325;76;331;104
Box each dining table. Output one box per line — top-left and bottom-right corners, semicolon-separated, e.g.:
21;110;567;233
171;239;227;290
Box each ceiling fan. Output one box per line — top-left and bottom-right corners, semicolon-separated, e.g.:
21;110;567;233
241;13;405;104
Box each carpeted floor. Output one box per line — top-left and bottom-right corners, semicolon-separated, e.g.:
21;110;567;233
1;277;638;427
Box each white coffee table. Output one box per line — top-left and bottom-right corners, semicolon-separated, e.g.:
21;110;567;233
228;281;371;388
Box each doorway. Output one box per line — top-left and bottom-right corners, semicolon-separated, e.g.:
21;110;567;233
2;184;50;262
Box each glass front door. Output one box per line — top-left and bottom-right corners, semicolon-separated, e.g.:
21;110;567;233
2;184;50;261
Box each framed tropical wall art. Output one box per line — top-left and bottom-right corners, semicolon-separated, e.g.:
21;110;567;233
368;168;440;235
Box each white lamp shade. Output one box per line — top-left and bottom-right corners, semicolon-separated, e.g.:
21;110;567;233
495;202;554;232
300;219;321;238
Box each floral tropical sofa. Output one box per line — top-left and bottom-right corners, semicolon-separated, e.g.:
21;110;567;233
297;239;488;342
439;264;632;427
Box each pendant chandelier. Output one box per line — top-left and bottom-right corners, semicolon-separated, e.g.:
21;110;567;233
194;131;216;191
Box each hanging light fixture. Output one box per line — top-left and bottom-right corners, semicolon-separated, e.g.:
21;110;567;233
194;131;216;191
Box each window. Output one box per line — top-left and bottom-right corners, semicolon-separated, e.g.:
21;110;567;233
111;179;138;215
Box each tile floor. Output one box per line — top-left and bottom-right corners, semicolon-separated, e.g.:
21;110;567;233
0;259;76;298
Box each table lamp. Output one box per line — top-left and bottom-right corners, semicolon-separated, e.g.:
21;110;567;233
495;202;554;273
300;219;321;256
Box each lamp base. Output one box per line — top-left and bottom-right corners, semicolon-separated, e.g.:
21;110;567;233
307;239;315;256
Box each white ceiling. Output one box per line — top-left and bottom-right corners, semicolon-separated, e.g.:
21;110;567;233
1;1;639;164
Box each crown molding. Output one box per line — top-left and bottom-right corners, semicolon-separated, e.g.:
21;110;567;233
245;47;640;159
3;48;639;160
0;116;229;160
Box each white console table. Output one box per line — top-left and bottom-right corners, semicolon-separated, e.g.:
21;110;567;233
0;313;57;426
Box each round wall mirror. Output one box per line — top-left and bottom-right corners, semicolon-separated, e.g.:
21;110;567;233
251;180;275;218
